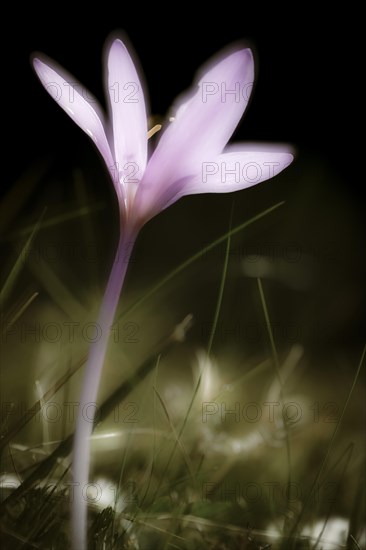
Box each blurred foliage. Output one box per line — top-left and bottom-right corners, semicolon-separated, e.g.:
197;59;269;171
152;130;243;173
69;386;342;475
0;151;365;548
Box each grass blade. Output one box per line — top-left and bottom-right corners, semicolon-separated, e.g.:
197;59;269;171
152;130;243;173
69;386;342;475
0;209;45;307
118;201;284;321
290;344;366;544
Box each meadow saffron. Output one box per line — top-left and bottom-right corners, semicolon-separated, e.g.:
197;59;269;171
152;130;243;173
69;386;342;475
33;36;293;549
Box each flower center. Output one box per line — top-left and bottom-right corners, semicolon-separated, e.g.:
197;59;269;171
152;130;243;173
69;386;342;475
124;124;163;219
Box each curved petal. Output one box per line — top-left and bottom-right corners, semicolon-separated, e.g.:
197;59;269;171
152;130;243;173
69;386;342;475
135;46;254;220
33;56;115;179
162;145;294;209
155;46;254;177
181;144;294;195
106;39;148;185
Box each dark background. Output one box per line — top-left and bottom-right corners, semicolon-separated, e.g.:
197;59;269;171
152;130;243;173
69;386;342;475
2;9;359;199
1;8;364;355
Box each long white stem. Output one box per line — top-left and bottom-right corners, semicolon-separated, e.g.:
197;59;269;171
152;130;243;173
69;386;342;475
71;230;135;550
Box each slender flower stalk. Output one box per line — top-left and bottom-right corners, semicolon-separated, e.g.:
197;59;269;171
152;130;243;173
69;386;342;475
71;231;134;549
33;35;293;549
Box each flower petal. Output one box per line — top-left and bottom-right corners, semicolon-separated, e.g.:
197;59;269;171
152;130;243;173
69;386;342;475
33;56;115;180
135;46;254;220
163;145;294;207
149;48;253;179
106;39;148;185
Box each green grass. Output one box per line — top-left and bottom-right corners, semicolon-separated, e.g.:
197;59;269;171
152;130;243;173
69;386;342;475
0;163;365;549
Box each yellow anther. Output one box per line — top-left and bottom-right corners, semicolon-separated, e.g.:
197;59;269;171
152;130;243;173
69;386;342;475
147;124;162;139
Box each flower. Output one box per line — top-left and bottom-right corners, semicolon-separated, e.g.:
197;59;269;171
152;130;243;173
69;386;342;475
32;36;294;550
33;38;293;233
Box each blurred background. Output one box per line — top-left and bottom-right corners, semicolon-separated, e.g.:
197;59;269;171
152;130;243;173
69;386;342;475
0;7;365;549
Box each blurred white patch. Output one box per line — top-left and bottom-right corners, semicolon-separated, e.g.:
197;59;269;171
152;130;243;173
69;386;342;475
266;517;365;549
194;350;222;403
242;255;314;291
301;517;349;549
87;478;117;511
0;473;20;492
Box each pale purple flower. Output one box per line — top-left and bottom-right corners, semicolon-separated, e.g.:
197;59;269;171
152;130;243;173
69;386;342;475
33;36;293;550
33;39;292;232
